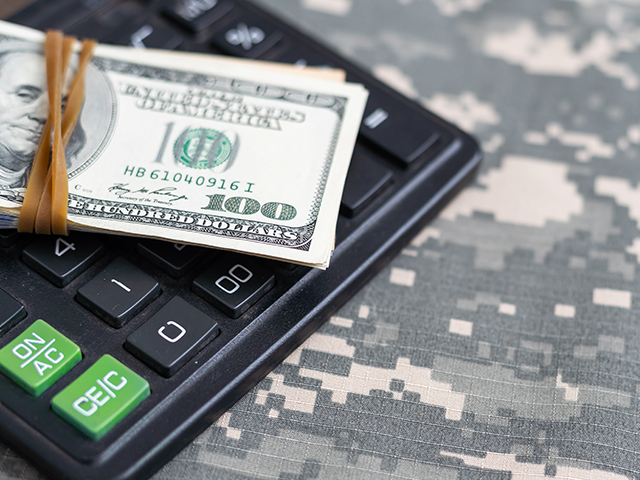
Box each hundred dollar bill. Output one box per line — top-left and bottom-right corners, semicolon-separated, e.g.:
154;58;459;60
0;21;368;268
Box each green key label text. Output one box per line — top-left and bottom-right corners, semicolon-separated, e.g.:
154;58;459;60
0;320;81;396
52;355;150;440
73;370;128;417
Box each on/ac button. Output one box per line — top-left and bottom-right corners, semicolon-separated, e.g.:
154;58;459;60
0;320;81;396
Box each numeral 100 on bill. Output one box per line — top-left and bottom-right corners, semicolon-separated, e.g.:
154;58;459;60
202;194;297;221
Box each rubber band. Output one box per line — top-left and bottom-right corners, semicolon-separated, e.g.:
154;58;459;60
42;38;96;235
18;32;96;235
18;34;74;233
31;31;64;234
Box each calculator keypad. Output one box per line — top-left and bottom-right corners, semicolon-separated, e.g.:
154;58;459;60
354;81;442;166
210;12;283;58
22;234;105;287
76;258;162;328
105;18;184;49
125;297;220;377
340;145;394;218
0;229;20;248
276;45;336;69
52;355;150;440
0;288;26;334
136;240;206;278
193;253;275;318
0;320;81;397
163;0;235;33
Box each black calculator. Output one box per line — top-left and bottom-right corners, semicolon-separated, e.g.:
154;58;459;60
1;1;482;479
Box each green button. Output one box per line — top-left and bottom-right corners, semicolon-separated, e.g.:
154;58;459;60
0;319;81;396
52;355;150;440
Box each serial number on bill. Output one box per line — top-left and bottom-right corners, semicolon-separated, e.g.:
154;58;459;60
123;166;255;192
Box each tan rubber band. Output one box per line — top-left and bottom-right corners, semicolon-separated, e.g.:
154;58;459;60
17;117;52;232
19;33;95;235
18;34;75;233
30;31;63;234
39;38;96;235
36;32;68;234
62;40;96;146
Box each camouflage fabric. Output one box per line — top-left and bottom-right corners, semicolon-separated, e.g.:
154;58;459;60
2;0;640;479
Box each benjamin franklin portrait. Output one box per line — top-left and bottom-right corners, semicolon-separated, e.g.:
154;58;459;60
0;41;86;188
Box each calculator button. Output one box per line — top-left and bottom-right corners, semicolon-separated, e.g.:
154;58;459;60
22;235;105;287
163;0;234;32
268;260;299;272
275;46;335;69
0;288;27;335
0;320;81;397
106;19;183;49
137;240;206;279
211;13;283;58
15;0;116;31
340;145;394;218
193;254;275;319
65;2;145;40
125;297;219;377
353;80;441;166
52;355;149;441
0;229;20;248
76;258;161;328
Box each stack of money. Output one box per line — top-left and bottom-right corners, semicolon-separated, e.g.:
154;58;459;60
0;20;368;268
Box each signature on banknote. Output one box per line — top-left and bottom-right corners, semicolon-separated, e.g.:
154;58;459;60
108;183;189;203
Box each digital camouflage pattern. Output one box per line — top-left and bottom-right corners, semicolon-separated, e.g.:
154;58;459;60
2;0;640;479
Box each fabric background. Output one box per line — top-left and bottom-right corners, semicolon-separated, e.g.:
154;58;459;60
2;0;640;479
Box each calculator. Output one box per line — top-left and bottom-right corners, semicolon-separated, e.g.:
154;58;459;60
1;1;482;479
